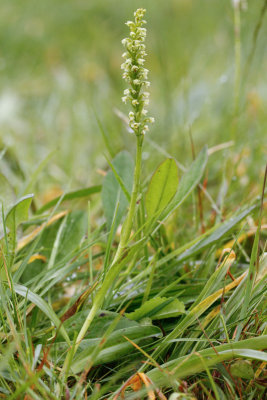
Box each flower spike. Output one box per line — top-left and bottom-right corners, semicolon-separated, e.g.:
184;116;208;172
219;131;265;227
121;8;154;135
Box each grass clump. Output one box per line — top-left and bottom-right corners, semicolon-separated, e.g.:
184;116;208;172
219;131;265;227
0;5;266;400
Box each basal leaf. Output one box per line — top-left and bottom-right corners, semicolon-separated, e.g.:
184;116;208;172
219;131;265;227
0;172;15;210
60;310;139;340
50;310;162;372
161;146;208;221
0;173;16;238
126;297;185;321
147;335;267;384
70;324;162;372
145;158;178;219
5;194;34;231
102;151;134;232
230;360;254;379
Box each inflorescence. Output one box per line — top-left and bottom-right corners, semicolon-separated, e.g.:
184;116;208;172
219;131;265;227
121;8;154;136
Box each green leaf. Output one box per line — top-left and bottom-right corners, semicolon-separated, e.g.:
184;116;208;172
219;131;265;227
126;297;185;321
50;310;162;372
102;151;134;232
60;310;139;340
147;335;267;385
70;324;162;372
5;195;34;231
13;283;70;345
146;158;178;219
36;185;101;214
230;360;254;379
0;172;16;238
0;172;15;209
161;146;208;220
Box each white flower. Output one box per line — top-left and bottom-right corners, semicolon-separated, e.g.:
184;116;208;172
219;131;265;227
142;125;149;135
137;58;145;65
131;65;139;72
137;27;147;36
121;8;154;134
132;122;141;129
125;21;134;28
121;38;129;46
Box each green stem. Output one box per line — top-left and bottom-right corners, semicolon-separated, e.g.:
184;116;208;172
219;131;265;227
112;134;143;264
61;134;144;375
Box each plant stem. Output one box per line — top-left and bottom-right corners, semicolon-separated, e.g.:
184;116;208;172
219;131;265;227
62;134;144;375
112;134;143;264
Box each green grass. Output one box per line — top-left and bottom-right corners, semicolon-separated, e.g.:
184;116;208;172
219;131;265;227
0;1;267;399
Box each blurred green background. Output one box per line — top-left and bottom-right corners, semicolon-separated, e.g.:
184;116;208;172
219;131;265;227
0;0;266;205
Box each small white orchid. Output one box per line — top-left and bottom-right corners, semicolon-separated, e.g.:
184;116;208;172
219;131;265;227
121;8;154;135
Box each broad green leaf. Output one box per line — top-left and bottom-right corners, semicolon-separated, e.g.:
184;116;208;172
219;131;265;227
5;194;34;231
0;172;16;238
60;310;139;340
4;195;34;253
36;185;101;214
102;151;134;232
147;335;267;384
70;324;162;372
126;297;185;321
13;283;70;345
146;158;178;219
50;310;162;372
161;146;208;221
0;172;15;210
230;360;254;379
54;211;87;263
230;349;267;363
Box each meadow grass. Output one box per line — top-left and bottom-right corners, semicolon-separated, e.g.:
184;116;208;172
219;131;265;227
0;1;266;399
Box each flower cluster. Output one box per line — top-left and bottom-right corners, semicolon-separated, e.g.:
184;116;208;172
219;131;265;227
121;8;154;135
